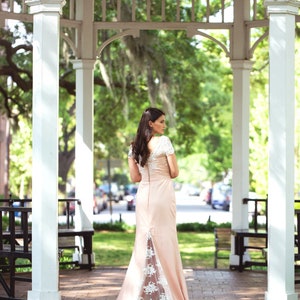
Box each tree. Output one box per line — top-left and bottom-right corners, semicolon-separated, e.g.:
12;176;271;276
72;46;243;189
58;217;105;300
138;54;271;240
0;2;240;195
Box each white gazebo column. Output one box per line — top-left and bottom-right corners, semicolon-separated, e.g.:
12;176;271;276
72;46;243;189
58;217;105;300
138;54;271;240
265;1;299;300
70;0;95;266
26;1;65;299
229;60;253;266
72;59;95;265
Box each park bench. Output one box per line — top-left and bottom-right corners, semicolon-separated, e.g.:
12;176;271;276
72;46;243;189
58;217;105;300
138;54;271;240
0;205;31;299
214;227;231;268
231;198;300;274
231;197;268;272
0;198;94;299
294;205;300;283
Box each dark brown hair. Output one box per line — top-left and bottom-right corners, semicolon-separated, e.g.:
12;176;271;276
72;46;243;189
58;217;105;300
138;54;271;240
132;107;165;167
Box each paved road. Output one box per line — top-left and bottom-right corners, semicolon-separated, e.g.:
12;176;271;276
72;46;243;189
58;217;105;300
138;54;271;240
92;192;232;225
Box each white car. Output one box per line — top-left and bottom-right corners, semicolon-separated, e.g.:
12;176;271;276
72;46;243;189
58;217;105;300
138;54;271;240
125;186;138;211
211;182;232;211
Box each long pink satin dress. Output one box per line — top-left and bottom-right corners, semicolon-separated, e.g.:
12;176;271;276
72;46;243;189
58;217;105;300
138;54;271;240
117;136;189;300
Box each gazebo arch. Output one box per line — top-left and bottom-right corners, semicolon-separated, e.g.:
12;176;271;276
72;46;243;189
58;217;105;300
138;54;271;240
1;1;300;299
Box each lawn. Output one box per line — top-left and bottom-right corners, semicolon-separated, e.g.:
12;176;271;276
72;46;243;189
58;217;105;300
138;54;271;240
93;231;226;269
10;227;266;272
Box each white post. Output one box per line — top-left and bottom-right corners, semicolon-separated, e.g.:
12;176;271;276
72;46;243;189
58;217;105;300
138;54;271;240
265;1;299;299
229;60;253;266
71;0;95;267
26;0;65;299
72;59;95;266
228;0;253;267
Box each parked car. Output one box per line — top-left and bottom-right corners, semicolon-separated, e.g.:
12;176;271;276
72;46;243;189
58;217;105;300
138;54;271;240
93;188;108;214
201;187;212;204
180;183;200;196
12;201;21;217
125;185;138;211
211;182;232;211
99;183;122;202
63;189;76;215
63;200;76;216
63;188;108;215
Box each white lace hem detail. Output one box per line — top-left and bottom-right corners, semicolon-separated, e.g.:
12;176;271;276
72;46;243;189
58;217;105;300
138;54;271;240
137;233;172;300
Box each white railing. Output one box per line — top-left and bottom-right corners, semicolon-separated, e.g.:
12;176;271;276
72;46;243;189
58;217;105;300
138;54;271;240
0;0;267;24
94;0;267;23
98;0;234;23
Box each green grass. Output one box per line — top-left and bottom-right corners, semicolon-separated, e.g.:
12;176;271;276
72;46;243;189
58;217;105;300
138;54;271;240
93;221;230;268
93;227;267;270
93;231;228;269
178;232;215;268
93;231;135;267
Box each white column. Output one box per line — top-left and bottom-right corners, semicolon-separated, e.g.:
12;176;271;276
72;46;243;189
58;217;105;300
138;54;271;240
72;60;95;265
71;0;95;266
229;60;253;266
26;1;65;299
265;1;299;300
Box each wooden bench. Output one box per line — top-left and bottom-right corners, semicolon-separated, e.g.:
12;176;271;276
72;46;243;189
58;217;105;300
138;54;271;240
0;206;32;299
231;229;267;272
294;208;300;283
231;197;268;272
0;198;94;299
214;227;231;268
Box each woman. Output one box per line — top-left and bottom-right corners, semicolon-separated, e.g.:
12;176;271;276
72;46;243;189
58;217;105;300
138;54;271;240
117;108;189;300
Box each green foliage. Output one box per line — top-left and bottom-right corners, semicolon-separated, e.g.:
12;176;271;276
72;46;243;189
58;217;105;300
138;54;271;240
1;215;9;230
5;4;300;198
177;221;231;232
93;221;133;232
9;117;32;197
93;220;231;233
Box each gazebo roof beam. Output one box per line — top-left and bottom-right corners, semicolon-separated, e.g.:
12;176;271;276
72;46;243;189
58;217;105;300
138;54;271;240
93;21;233;31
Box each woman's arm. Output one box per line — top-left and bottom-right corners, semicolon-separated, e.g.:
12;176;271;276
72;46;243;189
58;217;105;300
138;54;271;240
167;153;179;178
128;157;142;182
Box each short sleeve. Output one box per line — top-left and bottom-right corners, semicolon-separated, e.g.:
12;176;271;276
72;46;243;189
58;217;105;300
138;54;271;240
128;145;133;158
162;136;175;156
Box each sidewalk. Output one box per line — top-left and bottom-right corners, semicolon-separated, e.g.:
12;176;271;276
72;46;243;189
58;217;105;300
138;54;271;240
10;267;300;300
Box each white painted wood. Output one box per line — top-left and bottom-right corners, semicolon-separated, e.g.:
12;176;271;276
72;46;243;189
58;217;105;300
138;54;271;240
26;1;65;299
229;0;253;266
72;1;95;254
265;1;299;299
0;0;298;297
72;59;95;232
229;60;253;266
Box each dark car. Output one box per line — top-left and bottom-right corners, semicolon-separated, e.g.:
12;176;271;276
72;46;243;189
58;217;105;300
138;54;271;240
125;186;138;211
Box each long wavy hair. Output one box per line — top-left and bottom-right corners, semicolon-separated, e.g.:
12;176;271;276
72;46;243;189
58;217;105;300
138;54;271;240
132;107;165;167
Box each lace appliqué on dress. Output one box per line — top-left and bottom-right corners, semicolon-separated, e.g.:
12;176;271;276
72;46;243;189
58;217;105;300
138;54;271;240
160;136;174;156
138;233;172;300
